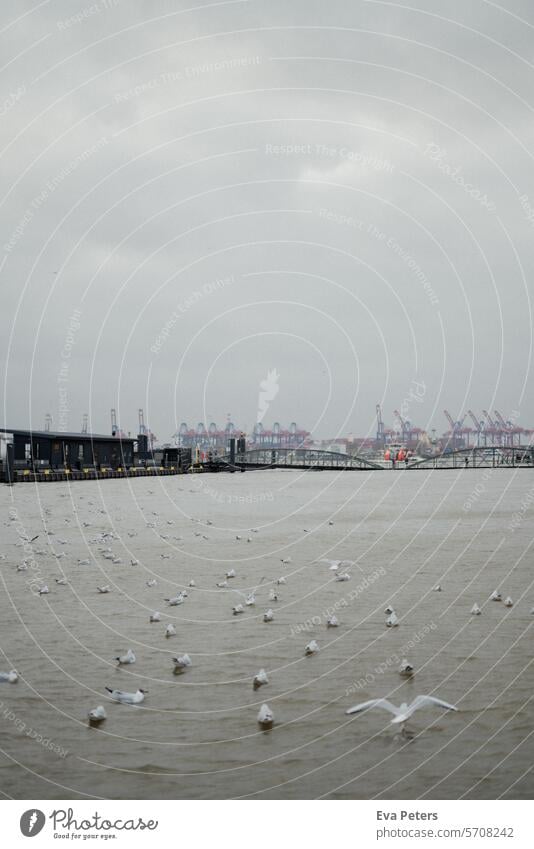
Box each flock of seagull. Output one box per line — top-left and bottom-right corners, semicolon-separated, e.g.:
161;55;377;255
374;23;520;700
1;486;531;741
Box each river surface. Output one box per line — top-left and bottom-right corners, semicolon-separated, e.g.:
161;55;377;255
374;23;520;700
0;468;533;799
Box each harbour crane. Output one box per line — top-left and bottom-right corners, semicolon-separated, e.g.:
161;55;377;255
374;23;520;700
467;410;484;446
81;414;88;434
44;413;52;432
393;409;411;441
376;404;385;446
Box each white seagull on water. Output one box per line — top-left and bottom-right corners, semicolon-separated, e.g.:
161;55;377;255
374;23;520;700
88;705;106;725
0;670;18;683
345;695;457;737
106;687;146;704
253;669;269;690
257;703;274;729
115;649;136;665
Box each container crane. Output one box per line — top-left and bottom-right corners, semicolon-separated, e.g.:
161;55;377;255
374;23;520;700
376;404;385;446
394;409;412;442
81;414;88;434
467;410;484;446
44;413;52;432
482;410;501;445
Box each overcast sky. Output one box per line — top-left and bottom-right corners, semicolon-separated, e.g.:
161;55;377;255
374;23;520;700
1;0;533;441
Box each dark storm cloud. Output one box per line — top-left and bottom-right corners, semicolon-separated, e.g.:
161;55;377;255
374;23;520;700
1;0;533;440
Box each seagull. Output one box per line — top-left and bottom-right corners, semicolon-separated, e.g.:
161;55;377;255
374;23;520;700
490;590;502;601
504;596;513;607
233;604;244;615
471;603;481;615
384;605;395;615
345;695;457;737
55;578;67;585
399;659;414;677
280;557;292;564
16;564;28;572
165;624;176;637
245;594;256;606
112;557;122;564
189;580;196;587
106;687;146;704
78;559;90;566
149;612;161;622
335;572;351;582
320;559;354;570
173;654;192;673
146;579;157;587
235;535;242;540
0;670;18;683
165;594;184;606
217;581;228;588
326;615;339;628
115;649;136;665
433;585;442;592
264;609;274;622
38;585;49;595
386;612;399;627
305;640;319;655
257;703;274;730
277;577;286;585
130;558;139;566
88;706;106;725
226;569;236;579
253;669;269;690
269;589;278;602
328;521;334;526
97;586;111;594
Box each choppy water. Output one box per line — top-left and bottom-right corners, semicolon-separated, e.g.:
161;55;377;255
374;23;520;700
0;468;533;799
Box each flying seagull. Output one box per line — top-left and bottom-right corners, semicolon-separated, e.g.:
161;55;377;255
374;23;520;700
345;695;457;737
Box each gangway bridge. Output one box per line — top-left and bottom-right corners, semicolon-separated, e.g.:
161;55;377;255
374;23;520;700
213;447;384;471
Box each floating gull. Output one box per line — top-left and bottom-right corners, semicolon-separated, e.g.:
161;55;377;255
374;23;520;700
345;695;458;737
149;612;161;622
97;586;111;594
88;706;106;725
471;603;481;615
173;654;192;673
269;589;278;602
217;581;228;588
264;609;274;622
235;535;242;540
116;649;136;665
253;669;269;690
433;585;442;592
226;569;236;579
146;579;157;587
55;578;67;585
277;577;286;585
16;564;28;572
78;559;90;566
320;559;354;571
257;703;274;730
335;572;351;582
0;670;18;683
384;605;395;615
233;604;244;615
280;557;292;564
490;590;502;601
130;558;139;566
106;687;146;704
305;640;319;655
165;594;184;606
245;594;256;606
165;624;176;637
386;612;399;627
399;659;414;677
327;615;339;628
189;580;196;587
504;596;513;607
38;585;49;595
